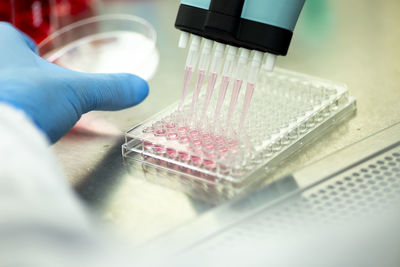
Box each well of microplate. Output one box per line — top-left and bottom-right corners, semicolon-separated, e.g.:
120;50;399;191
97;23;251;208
38;14;159;80
122;68;356;203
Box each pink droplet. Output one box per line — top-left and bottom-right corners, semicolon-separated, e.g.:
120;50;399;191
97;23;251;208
179;136;190;144
202;137;214;146
167;132;178;140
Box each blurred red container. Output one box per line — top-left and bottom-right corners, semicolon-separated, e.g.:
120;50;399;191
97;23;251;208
0;0;94;44
54;0;94;28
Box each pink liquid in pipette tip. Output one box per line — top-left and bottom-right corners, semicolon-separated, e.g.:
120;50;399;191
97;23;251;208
190;69;206;115
179;66;193;110
201;72;218;117
239;82;256;131
214;76;231;120
226;79;243;125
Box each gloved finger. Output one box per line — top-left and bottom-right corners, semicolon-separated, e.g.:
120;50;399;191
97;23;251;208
19;31;38;54
76;72;149;113
0;22;38;66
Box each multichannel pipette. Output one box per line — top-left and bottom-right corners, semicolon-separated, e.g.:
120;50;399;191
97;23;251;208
175;0;305;130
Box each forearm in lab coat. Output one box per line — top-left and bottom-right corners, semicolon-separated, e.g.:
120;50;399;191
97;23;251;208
0;103;133;267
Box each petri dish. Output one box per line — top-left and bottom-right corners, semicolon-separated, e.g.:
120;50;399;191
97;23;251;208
38;14;159;80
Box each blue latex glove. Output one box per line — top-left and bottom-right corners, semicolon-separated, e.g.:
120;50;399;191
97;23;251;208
0;22;149;143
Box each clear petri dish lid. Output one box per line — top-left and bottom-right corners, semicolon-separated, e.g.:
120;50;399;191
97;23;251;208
38;14;159;81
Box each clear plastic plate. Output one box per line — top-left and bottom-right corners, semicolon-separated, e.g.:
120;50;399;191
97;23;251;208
122;68;356;203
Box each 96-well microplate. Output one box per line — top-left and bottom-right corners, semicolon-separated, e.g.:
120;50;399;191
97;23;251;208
122;69;356;202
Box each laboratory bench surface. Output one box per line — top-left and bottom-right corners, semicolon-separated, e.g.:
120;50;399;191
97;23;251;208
53;0;400;246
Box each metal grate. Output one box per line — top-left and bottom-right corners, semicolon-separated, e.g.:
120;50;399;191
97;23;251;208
184;145;400;254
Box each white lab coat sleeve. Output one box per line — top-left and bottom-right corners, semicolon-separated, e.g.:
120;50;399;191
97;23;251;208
0;103;135;267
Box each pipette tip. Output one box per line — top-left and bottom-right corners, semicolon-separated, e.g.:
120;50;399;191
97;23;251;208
178;31;190;49
264;53;277;72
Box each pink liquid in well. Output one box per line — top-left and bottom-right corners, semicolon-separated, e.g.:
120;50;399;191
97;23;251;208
178;151;190;162
178;126;188;135
191;146;202;155
165;122;176;130
179;66;194;110
204;159;216;169
214;136;225;145
167;132;178;140
179;136;190;144
201;72;218;117
146;113;248;176
226;79;243;125
191;155;202;166
155;129;166;136
214;76;231;120
166;148;178;158
189;129;201;138
202;136;214;146
192;139;202;147
204;143;215;151
190;69;206;115
218;146;229;154
202;133;213;140
154;144;166;154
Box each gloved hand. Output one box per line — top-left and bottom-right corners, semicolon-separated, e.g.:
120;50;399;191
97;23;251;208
0;22;149;143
